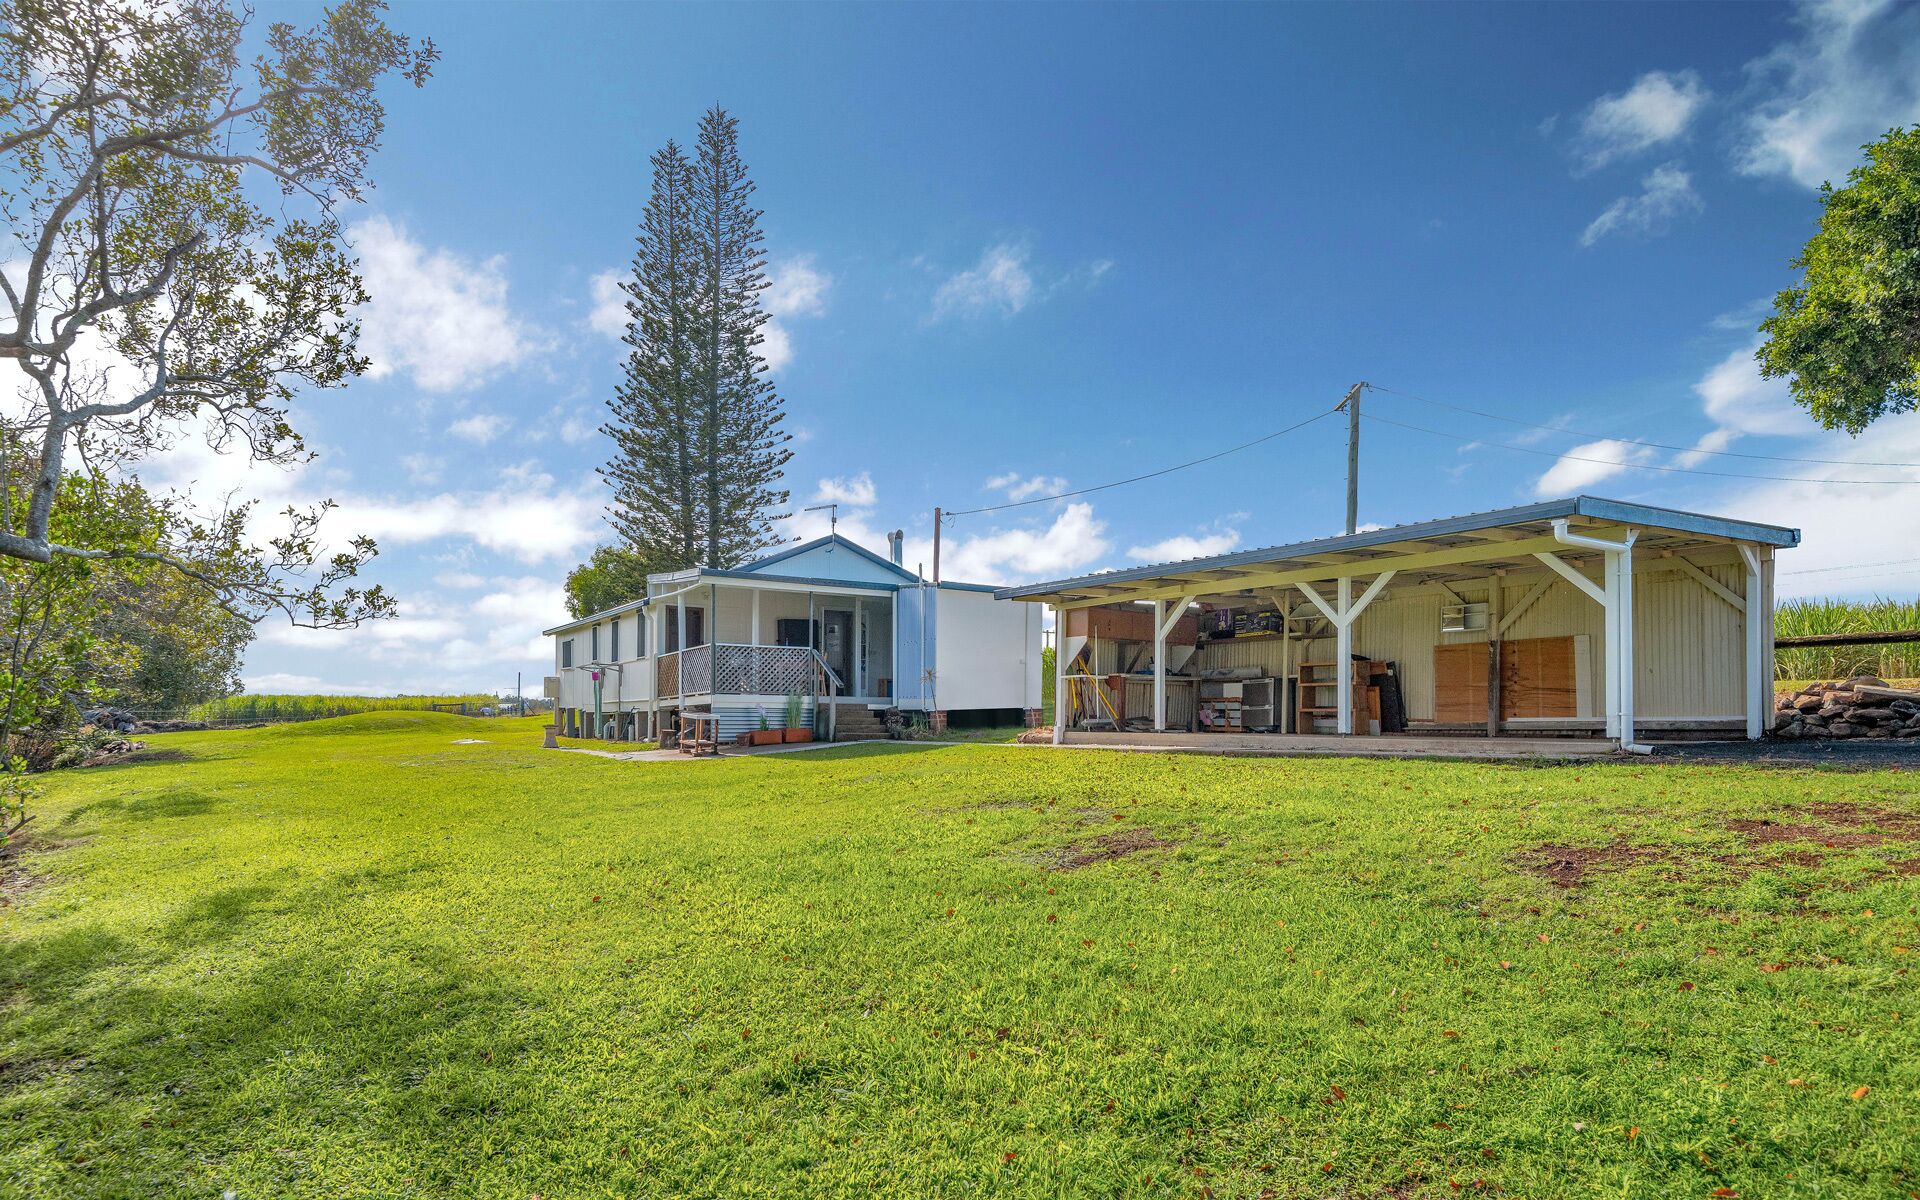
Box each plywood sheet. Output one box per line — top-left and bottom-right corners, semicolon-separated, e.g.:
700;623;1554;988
1502;636;1578;719
1433;644;1488;723
1435;636;1579;723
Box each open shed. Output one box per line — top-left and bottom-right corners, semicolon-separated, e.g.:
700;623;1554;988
996;496;1800;754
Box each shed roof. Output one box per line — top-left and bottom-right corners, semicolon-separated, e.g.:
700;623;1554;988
995;495;1799;607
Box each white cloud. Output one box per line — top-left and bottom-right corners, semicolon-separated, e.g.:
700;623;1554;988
985;472;1069;502
1717;411;1920;596
557;414;597;445
760;256;833;372
930;243;1036;321
257;573;567;678
813;472;877;508
1694;336;1807;434
1127;530;1241;563
588;269;627;338
352;215;535;392
449;413;509;444
764;256;832;319
1533;438;1658;496
237;673;405;697
400;453;444;486
1737;0;1920;190
347;478;600;564
938;502;1110;585
1574;70;1710;169
1580;162;1702;246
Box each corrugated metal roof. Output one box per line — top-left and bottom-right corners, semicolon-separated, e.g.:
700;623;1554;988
994;495;1799;602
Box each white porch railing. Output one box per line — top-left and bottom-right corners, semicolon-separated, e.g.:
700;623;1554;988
654;643;830;700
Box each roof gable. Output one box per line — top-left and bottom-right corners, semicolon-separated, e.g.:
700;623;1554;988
741;534;918;586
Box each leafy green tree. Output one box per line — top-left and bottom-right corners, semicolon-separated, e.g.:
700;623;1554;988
0;0;432;624
99;570;250;712
1758;125;1920;434
564;544;663;618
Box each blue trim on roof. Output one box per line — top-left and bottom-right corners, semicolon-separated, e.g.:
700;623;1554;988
684;568;901;591
993;495;1800;600
743;534;918;581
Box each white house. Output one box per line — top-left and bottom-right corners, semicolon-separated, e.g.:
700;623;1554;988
543;532;1045;743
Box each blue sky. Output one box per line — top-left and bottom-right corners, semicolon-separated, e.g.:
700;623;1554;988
135;0;1920;696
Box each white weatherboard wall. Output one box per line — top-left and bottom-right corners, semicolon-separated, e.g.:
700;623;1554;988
931;588;1044;712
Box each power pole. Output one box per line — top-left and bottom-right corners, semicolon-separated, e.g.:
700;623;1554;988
1335;382;1367;535
932;507;942;584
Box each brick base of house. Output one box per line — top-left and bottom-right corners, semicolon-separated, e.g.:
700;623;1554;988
1022;708;1044;728
927;710;949;734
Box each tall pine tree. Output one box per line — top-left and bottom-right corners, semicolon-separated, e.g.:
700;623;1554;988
601;140;700;569
596;109;792;583
690;106;792;568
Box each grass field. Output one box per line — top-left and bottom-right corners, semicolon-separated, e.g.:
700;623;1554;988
3;714;1917;1198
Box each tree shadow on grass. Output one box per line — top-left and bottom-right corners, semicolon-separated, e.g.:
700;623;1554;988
3;863;556;1197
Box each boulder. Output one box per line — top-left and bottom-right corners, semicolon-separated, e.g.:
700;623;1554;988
1793;693;1825;712
1827;722;1856;737
1844;675;1890;690
1849;706;1899;724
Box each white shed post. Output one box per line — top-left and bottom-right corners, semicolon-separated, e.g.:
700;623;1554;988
1739;544;1766;740
1335;576;1354;734
1149;594;1196;733
1052;604;1068;745
1152;599;1167;732
1298;573;1397;737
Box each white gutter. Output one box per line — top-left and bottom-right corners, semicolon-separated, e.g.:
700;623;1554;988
1550;520;1652;754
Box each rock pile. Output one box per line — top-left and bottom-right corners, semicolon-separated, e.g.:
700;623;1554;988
80;707;209;734
76;737;147;767
1773;676;1920;739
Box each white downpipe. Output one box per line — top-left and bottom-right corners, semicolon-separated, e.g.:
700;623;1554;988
1550;520;1647;753
1052;604;1068;745
1738;544;1765;740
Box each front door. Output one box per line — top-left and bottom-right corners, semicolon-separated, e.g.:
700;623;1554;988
822;609;854;690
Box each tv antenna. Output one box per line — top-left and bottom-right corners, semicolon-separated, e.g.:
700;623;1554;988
803;502;838;536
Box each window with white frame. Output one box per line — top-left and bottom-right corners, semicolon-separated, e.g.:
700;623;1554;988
561;638;574;668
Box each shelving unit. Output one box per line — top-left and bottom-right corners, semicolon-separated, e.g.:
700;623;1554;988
1198;680;1245;732
1295;660;1370;733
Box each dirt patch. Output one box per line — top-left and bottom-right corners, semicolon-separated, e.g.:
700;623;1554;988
79;747;191;769
1519;843;1669;888
1050;826;1177;871
1727;801;1920;849
1890;857;1920;877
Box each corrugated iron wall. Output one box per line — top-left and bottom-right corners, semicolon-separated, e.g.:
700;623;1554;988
1167;551;1752;724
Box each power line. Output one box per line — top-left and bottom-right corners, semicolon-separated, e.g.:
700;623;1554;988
1368;383;1920;470
1783;555;1920;576
1361;411;1920;487
944;406;1342;518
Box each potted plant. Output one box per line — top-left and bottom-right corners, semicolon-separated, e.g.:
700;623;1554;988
748;705;781;746
783;691;812;742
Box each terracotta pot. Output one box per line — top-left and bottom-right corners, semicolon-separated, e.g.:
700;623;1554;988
748;729;782;746
784;727;814;743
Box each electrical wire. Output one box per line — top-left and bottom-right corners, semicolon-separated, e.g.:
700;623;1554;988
1360;411;1920;487
1368;383;1920;470
1783;556;1920;576
943;406;1343;518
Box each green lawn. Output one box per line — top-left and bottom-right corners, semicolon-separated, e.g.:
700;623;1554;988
3;713;1917;1198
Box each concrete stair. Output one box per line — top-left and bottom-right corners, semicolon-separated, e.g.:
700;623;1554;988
831;704;889;741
